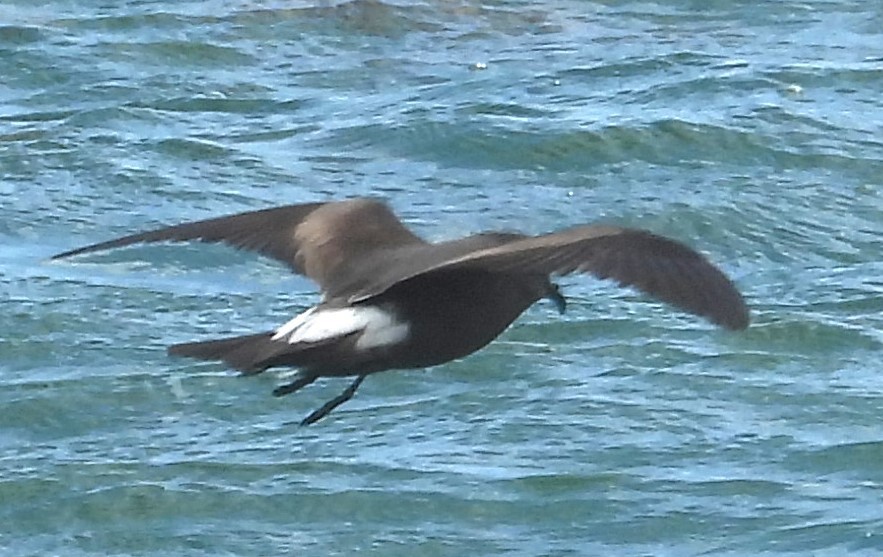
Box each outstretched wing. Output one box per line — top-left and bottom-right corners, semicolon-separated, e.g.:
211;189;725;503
350;225;749;330
52;198;426;292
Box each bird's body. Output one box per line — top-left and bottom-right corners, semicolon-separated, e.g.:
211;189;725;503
53;198;749;425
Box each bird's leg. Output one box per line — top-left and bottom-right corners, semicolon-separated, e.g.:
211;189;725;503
272;373;317;397
300;374;367;426
546;282;567;314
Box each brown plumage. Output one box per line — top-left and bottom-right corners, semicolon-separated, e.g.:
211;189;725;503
53;198;749;425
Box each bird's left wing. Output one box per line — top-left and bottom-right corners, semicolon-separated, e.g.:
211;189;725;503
51;199;426;293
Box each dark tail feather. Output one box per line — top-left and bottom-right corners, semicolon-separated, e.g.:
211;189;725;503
168;332;281;374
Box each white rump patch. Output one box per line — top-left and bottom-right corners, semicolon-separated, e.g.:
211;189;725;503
272;306;409;350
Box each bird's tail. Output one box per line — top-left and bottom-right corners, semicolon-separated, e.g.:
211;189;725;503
168;332;281;374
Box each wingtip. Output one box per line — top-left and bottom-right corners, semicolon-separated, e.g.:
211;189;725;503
50;247;81;260
714;299;750;331
51;239;121;260
728;308;751;331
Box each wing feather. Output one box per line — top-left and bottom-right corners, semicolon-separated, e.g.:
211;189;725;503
54;202;749;329
52;198;425;293
52;203;325;271
350;225;749;330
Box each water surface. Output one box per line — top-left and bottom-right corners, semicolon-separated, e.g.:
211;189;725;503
2;1;882;555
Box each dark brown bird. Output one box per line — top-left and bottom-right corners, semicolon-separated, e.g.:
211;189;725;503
53;198;749;425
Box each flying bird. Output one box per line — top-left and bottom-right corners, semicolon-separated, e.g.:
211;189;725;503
53;198;749;425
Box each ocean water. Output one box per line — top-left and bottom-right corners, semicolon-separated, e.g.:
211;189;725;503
1;0;882;555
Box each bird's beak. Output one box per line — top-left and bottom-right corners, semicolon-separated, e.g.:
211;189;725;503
547;284;567;314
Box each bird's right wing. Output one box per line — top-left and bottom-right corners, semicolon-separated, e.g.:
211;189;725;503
351;225;750;330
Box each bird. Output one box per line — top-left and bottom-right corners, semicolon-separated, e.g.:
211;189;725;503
52;198;749;425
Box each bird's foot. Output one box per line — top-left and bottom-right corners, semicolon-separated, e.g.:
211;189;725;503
300;374;366;426
273;373;317;397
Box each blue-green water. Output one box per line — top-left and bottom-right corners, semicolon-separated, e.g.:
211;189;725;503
2;1;882;555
